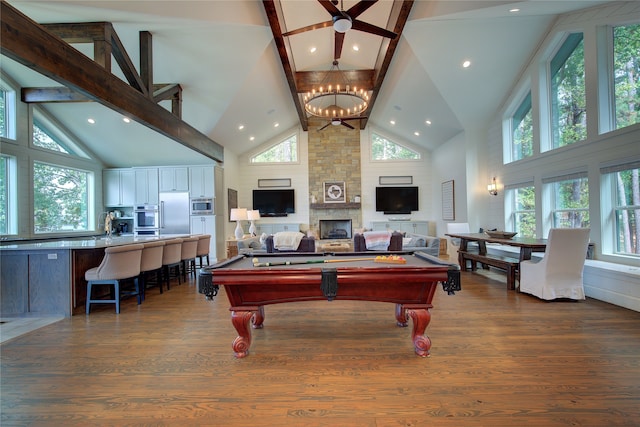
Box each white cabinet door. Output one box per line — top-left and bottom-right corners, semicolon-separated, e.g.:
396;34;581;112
134;168;159;205
189;167;214;198
190;215;216;258
104;169;134;206
159;167;189;192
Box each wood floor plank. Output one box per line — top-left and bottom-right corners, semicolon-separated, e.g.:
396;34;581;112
1;269;639;426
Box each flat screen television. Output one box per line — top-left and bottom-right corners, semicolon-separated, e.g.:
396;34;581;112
375;186;419;214
252;189;295;217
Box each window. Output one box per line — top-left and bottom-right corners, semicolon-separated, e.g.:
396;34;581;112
0;155;10;234
613;23;640;130
33;119;73;154
601;162;639;257
511;92;533;161
508;185;536;237
371;132;420;160
0;85;16;140
550;33;586;149
546;174;590;228
251;134;297;163
33;162;91;233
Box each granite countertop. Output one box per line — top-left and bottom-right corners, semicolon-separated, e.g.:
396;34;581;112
0;234;191;251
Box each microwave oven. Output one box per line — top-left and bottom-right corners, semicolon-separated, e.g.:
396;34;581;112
191;197;214;215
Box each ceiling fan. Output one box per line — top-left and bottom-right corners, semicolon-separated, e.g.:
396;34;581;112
318;116;367;131
282;0;398;60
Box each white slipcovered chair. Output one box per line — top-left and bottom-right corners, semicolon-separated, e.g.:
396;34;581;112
446;222;478;267
519;228;591;300
85;243;144;314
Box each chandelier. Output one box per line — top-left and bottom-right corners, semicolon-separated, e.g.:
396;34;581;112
302;60;369;121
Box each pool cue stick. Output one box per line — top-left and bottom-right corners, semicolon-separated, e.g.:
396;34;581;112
252;257;376;267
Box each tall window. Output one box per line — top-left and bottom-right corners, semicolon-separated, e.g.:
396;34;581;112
546;174;590;228
613;23;640;130
251;134;297;163
510;185;536;237
0;85;16;140
601;163;640;256
0;155;9;234
33;162;90;233
371;132;420;160
511;92;533;161
550;33;586;149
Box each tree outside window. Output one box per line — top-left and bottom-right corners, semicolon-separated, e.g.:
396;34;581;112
512;185;536;237
0;156;7;234
613;167;639;255
511;92;533;161
33;162;89;233
251;135;297;163
613;23;640;130
371;133;420;160
550;33;586;149
551;176;589;228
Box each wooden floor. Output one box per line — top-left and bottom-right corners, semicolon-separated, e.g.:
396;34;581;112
1;268;640;427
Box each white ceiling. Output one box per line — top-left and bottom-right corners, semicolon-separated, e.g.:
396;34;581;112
2;0;619;168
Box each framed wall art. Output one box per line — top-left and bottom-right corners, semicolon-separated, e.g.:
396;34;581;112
323;181;346;203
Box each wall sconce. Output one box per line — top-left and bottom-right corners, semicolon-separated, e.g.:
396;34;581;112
488;177;498;196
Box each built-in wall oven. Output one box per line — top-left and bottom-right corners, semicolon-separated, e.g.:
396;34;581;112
134;204;159;236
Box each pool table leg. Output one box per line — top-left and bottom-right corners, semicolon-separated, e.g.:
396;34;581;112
406;308;432;357
395;303;409;327
231;310;255;358
252;305;265;329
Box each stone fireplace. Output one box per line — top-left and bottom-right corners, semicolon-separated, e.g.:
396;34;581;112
319;219;352;239
307;117;362;237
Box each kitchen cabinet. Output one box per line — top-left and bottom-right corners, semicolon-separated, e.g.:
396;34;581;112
103;168;134;207
159;167;189;192
190;215;217;260
189;166;215;198
371;220;430;235
134;168;159;205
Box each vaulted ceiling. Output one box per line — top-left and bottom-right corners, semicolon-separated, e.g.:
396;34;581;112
1;0;620;168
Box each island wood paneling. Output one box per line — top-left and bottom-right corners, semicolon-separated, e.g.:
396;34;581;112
1;269;639;426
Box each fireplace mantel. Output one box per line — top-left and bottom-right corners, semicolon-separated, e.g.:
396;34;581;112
310;203;361;210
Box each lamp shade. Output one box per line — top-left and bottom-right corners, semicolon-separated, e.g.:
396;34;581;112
247;210;261;221
230;208;247;221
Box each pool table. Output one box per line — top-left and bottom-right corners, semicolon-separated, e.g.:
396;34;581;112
199;251;460;358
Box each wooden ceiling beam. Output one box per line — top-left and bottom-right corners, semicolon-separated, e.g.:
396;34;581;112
1;2;223;162
295;70;375;93
21;87;91;103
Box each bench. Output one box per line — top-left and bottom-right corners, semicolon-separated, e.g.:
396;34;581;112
459;251;520;290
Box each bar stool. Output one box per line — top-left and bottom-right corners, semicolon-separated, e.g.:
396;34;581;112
85;243;144;314
196;234;211;267
180;236;199;280
139;240;165;297
161;238;183;290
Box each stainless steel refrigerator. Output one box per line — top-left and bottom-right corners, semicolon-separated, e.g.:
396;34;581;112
159;192;190;235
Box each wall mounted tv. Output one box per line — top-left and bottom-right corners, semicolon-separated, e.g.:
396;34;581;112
375;186;419;214
253;189;295;217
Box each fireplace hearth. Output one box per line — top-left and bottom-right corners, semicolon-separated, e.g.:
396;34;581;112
319;219;352;240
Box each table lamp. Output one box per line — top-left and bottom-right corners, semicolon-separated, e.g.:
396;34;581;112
247;209;261;236
230;208;247;240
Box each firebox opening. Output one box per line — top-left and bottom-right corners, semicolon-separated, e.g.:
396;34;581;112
319;219;353;239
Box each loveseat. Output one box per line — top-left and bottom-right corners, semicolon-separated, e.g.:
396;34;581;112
353;231;403;252
236;236;267;255
265;233;316;253
400;233;440;257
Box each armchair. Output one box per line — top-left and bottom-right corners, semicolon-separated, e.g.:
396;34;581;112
266;232;316;253
353;231;403;252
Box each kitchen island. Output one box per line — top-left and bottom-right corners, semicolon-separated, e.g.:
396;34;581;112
0;235;191;317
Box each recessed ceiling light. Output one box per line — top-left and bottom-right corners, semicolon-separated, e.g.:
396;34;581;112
352;44;359;51
87;118;95;124
390;120;396;125
462;60;471;68
425;120;432;126
238;124;245;131
122;117;131;123
274;122;279;128
509;8;520;13
414;131;420;136
310;46;317;54
249;136;255;141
